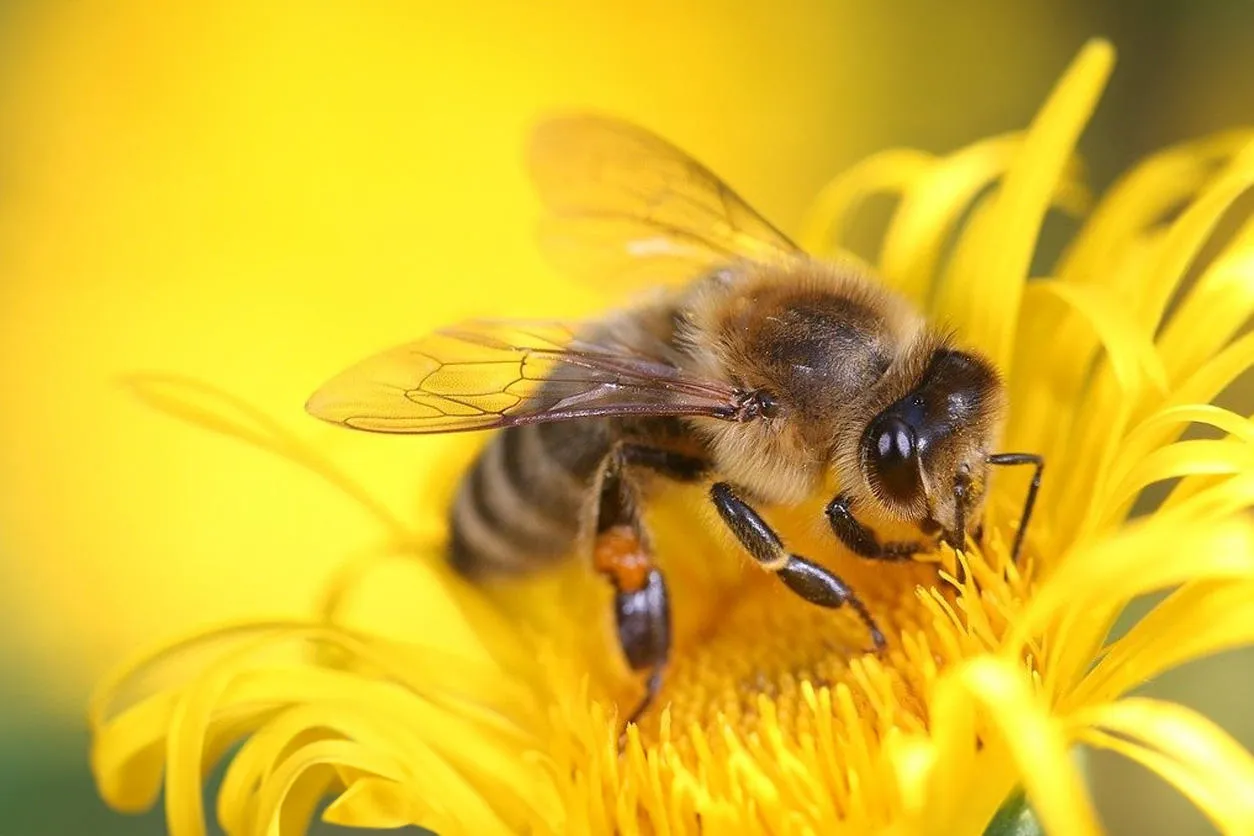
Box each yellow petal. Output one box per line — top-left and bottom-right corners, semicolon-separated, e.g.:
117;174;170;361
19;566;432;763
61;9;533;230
1069;579;1254;709
1130;141;1254;337
1028;279;1167;535
931;657;1100;836
321;777;421;830
91;623;558;834
1112;404;1254;484
1070;698;1254;836
163;634;303;836
879;134;1090;306
1057;130;1254;284
1099;438;1254;527
1161;470;1254;522
1011;518;1254;696
1022;280;1167;395
92;690;187;812
1009;233;1156;472
942;38;1113;369
909;669;980;834
250;739;434;836
1165;328;1254;415
798;148;934;256
318;557;546;709
1057;396;1135;541
216;702;466;834
1157;241;1254;385
883;731;936;827
122;375;415;541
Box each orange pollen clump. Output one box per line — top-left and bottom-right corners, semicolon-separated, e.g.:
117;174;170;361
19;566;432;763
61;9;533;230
593;524;653;592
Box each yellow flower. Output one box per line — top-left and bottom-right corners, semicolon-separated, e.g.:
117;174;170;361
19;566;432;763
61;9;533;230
89;39;1254;835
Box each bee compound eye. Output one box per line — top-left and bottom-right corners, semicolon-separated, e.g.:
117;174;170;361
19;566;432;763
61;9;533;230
867;415;921;503
875;417;913;461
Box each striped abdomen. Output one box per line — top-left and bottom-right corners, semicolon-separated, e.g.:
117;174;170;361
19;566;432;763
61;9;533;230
449;419;612;577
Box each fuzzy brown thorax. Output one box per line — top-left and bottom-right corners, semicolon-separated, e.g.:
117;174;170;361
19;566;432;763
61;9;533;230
677;259;1005;537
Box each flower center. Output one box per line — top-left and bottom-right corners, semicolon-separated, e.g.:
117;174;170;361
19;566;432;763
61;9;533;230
655;566;939;742
532;508;1030;831
599;491;1025;749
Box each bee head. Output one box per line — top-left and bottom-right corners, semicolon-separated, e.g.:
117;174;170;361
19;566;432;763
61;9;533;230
860;348;1006;539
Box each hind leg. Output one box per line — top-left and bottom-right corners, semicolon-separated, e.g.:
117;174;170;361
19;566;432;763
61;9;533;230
592;450;671;736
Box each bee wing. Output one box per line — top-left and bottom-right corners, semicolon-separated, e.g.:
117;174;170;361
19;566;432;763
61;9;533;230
305;319;745;434
529;115;802;288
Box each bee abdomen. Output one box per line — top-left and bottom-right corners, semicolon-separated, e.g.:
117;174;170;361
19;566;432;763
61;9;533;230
449;420;610;577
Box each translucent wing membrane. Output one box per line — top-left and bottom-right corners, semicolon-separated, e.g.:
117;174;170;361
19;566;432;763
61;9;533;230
308;117;792;434
529;115;802;287
305;319;746;434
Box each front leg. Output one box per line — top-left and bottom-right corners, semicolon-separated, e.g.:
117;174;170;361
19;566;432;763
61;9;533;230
826;494;931;560
711;483;886;651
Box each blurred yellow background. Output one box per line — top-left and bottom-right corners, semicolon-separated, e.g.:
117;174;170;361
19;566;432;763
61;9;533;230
1;2;1250;833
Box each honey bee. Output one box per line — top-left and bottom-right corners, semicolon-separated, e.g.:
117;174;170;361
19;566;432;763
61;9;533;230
306;116;1043;727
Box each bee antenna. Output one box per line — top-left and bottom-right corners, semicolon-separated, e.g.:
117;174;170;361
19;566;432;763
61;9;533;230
985;452;1044;564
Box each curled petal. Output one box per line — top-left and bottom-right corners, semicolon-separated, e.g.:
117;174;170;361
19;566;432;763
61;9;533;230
1113;404;1254;482
1069;579;1254;709
1131;141;1254;337
1166;329;1254;413
1100;438;1254;526
798;148;934;256
322;777;426;830
1009;518;1254;695
1158;242;1254;385
1057;130;1254;284
1070;698;1254;836
90;625;559;835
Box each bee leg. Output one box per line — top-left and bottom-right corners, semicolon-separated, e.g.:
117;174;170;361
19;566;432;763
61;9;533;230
711;482;887;651
947;474;974;583
825;494;928;561
620;444;710;482
986;452;1045;564
593;454;671;742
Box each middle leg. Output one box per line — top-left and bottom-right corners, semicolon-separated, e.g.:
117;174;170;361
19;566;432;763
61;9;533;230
711;482;887;651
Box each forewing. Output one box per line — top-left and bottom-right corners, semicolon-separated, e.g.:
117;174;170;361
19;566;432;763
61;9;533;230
305;319;743;434
529;115;802;288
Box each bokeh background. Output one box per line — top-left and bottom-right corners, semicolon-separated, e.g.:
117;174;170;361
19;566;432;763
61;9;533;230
1;2;1251;834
